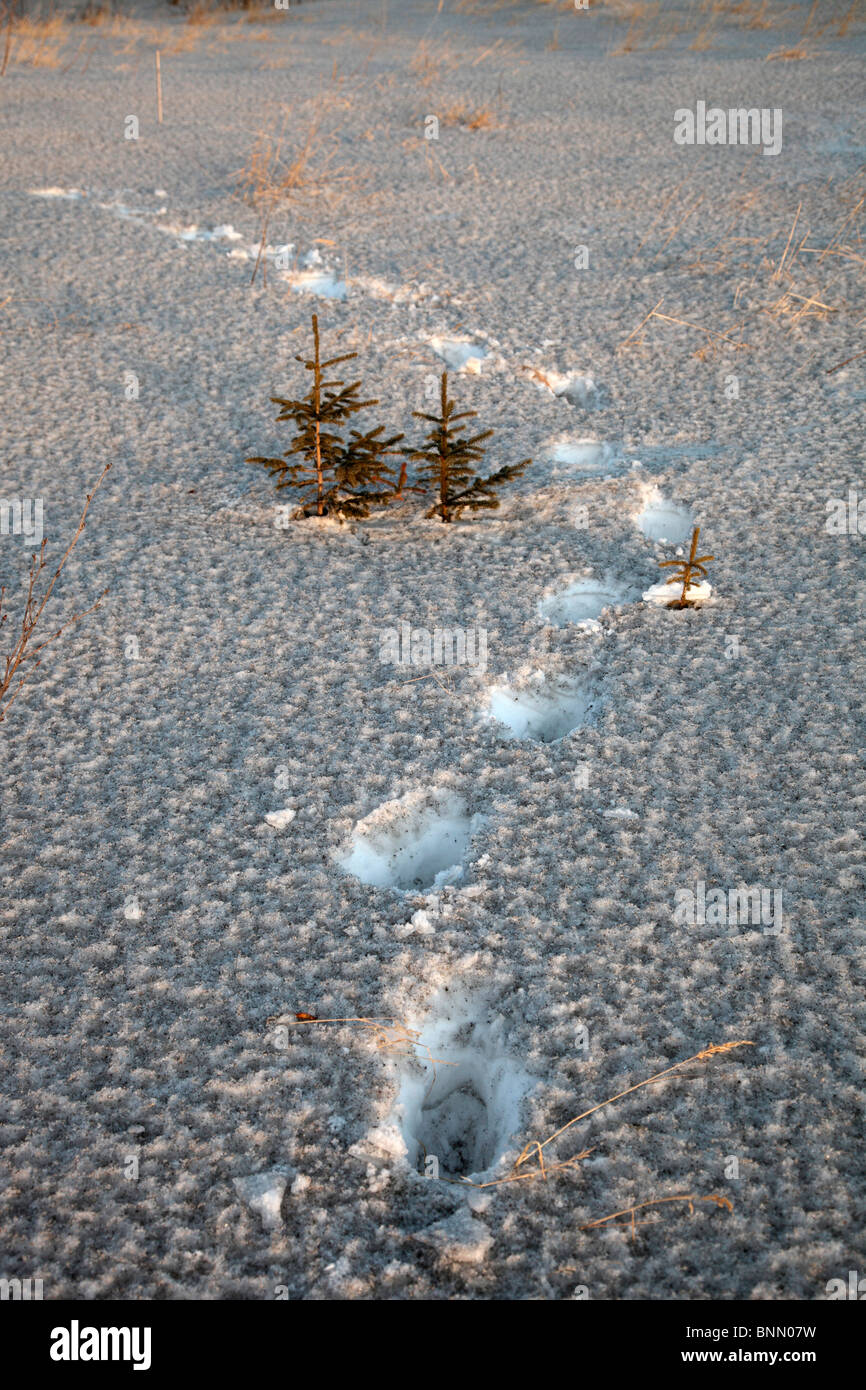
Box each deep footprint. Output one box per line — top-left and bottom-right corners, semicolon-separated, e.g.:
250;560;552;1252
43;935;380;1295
486;680;595;742
538;579;627;627
396;994;534;1180
338;790;482;892
637;498;694;545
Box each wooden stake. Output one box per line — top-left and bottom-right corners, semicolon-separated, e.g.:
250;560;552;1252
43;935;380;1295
155;50;163;125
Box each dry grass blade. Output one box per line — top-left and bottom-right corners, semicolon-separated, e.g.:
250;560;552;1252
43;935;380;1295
826;346;866;375
281;1018;752;1214
447;1040;753;1191
506;1041;752;1181
581;1192;734;1239
621;299;749;352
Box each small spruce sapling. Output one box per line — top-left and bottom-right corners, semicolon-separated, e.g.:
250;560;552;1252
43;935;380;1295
246;313;403;519
657;526;714;608
410;371;530;522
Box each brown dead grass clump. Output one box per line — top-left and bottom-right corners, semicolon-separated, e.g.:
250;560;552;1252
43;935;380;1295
233;97;353;208
439;100;496;131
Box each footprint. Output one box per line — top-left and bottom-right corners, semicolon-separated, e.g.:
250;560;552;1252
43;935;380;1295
524;367;602;410
636;497;694;545
486;680;595;743
428;336;489;373
538;579;627;628
287;268;348;300
395;992;534;1180
547;439;622;478
337;789;483;892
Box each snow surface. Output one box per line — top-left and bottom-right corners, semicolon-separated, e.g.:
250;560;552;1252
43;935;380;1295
1;0;864;1303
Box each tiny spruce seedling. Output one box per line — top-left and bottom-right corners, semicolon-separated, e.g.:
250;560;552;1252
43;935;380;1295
658;526;714;608
410;371;530;522
246;313;403;519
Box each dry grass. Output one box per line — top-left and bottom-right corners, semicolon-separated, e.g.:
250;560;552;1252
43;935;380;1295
607;0;861;56
409;37;464;86
78;0;116;24
266;1013;455;1071
494;1040;754;1191
438;100;497;131
623;165;863;362
3;13;69;70
233;97;351;208
581;1192;734;1239
620;297;751;352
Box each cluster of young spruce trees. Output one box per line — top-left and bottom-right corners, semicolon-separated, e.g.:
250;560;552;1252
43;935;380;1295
246;314;531;522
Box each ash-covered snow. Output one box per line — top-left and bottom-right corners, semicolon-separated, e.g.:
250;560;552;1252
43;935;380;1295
1;0;864;1304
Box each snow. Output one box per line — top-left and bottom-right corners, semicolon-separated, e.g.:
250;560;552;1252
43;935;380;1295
643;579;714;607
3;0;864;1304
527;367;601;408
232;1170;289;1232
637;496;696;545
547;439;621;476
428;335;489;373
412;1208;494;1265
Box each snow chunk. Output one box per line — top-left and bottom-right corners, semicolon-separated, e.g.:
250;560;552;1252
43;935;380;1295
413;1208;494;1264
428;336;488;373
643;579;713;607
527;368;600;409
265;808;296;830
349;1125;407;1166
287;269;347;300
233;1170;287;1231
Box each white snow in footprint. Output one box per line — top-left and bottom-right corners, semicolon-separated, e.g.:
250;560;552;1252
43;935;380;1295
337;789;483;892
428;336;489;374
538;579;626;628
547;439;621;477
637;496;695;545
525;367;600;409
30;187;86;201
486;679;595;743
283;251;347;299
287;268;347;299
395;992;534;1182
